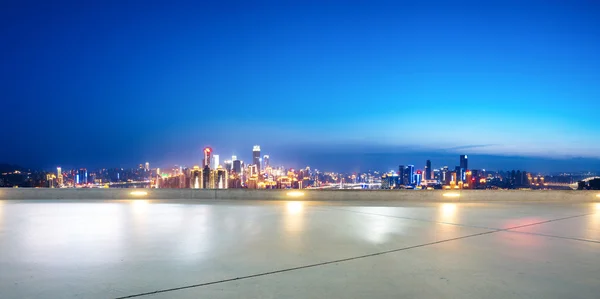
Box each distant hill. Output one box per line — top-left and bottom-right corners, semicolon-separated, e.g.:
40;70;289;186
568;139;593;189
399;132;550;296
0;163;25;173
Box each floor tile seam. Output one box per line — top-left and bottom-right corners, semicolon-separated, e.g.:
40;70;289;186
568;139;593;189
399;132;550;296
114;230;501;299
501;230;600;244
113;212;596;298
314;206;501;231
319;207;596;233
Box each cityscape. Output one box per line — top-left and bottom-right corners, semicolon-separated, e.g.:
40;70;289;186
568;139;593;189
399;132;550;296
1;145;598;190
2;1;600;298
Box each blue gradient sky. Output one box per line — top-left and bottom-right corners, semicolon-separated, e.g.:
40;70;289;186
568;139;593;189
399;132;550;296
1;0;599;171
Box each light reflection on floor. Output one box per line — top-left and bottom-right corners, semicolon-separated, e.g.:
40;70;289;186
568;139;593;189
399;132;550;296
0;199;598;299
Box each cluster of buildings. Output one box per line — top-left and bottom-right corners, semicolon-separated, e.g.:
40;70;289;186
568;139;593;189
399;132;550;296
381;155;534;190
156;145;312;189
2;150;594;190
36;164;153;188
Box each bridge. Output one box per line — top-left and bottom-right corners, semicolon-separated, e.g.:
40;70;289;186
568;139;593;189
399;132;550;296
544;176;600;190
106;180;151;188
311;182;381;189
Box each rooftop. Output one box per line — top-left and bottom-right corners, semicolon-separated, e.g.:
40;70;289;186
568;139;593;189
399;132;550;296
1;191;599;298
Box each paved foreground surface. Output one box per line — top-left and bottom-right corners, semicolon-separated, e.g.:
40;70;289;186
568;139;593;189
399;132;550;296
1;199;599;298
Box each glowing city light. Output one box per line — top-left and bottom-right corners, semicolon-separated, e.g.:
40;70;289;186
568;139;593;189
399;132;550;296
596;194;600;198
287;191;305;197
130;191;148;196
443;193;460;198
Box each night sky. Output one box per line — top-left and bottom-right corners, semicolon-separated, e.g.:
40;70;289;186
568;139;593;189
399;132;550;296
2;0;600;172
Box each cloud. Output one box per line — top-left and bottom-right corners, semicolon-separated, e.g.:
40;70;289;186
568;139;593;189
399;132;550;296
444;144;499;151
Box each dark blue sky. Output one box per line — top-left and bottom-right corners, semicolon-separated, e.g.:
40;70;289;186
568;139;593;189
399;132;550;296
1;0;599;172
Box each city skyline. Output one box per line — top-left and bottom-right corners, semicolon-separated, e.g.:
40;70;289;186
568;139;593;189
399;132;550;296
4;142;600;174
3;147;593;190
4;144;600;175
2;1;600;171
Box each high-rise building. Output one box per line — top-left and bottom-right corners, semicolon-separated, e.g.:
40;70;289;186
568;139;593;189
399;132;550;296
203;147;212;168
202;165;211;188
249;164;258;177
441;166;450;185
414;170;422;186
190;166;201;189
77;168;88;185
406;165;415;185
214;166;228;189
455;166;464;182
398;165;406;185
212;155;220;170
224;160;232;172
145;162;150;171
253;145;261;173
465;170;473;189
398;165;415;185
460;155;468;171
381;173;398;189
233;159;242;174
56;167;63;186
263;155;270;169
425;160;432;180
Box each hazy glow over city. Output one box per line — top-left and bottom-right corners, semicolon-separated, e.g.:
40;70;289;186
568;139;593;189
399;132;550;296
1;1;599;172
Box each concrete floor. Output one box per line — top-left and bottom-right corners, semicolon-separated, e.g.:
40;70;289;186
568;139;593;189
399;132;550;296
0;199;599;298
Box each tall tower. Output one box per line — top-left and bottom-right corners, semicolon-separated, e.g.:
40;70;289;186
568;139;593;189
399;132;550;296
252;145;261;173
56;167;63;186
145;162;150;171
203;147;212;168
263;155;270;169
233;159;242;174
212;154;220;170
425;160;432;180
406;165;415;185
460;155;468;171
77;168;88;185
398;165;406;185
224;160;232;172
191;166;201;189
202;165;211;188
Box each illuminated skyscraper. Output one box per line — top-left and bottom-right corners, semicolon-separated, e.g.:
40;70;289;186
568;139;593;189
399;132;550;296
253;145;261;173
249;164;258;177
455;166;464;182
460;155;468;171
233;159;242;174
414;170;422;186
215;166;228;189
145;162;150;171
224;160;232;172
465;170;473;189
263;155;270;170
202;165;211;188
398;165;406;185
406;165;415;185
191;166;201;189
398;165;415;185
77;168;87;185
203;147;212;168
212;154;220;170
56;167;63;186
441;166;450;185
425;160;432;180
